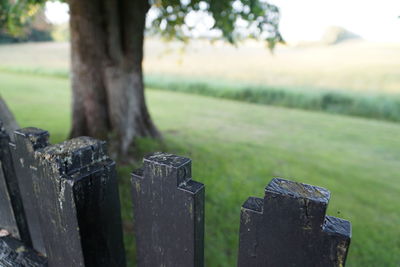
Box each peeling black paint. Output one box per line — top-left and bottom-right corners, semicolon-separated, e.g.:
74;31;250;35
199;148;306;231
132;152;205;267
0;122;31;246
32;136;126;267
238;178;351;267
0;235;47;266
12;127;50;255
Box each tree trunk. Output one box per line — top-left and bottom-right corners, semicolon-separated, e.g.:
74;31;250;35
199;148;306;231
68;0;159;154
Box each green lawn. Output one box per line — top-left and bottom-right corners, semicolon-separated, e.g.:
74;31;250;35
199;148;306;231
1;71;400;266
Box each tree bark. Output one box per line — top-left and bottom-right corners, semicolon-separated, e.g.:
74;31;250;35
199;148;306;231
68;0;159;154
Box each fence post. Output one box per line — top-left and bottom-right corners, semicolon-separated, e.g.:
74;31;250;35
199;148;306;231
0;162;21;239
132;152;205;267
0;230;47;266
11;127;49;255
237;178;351;266
33;136;126;267
0;123;31;245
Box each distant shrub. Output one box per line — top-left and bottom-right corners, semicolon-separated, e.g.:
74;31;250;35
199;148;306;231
0;29;52;44
321;26;361;45
145;74;400;123
1;66;399;123
0;8;53;44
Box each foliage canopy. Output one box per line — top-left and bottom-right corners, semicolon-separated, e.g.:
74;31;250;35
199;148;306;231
1;0;282;47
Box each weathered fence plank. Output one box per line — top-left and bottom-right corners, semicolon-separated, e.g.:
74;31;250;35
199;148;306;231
0;163;19;238
12;128;49;255
0;123;31;245
0;119;354;267
238;177;351;267
0;231;47;267
132;152;205;267
33;136;126;267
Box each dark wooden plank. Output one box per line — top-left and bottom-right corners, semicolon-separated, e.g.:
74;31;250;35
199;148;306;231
132;152;205;267
11;128;49;255
0;230;47;267
34;137;126;267
237;178;351;267
0;163;19;238
0;123;31;245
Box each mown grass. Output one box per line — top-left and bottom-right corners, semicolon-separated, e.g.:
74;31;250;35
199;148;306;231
1;71;400;266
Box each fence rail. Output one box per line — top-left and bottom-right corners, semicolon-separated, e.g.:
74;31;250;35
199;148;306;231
0;123;351;267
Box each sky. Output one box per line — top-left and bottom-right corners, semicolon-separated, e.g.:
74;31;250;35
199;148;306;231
271;0;400;42
45;1;400;43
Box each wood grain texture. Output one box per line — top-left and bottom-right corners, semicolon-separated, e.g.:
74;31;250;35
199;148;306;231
238;178;351;267
0;123;31;246
33;136;126;267
132;152;205;267
0;235;47;266
12;127;49;255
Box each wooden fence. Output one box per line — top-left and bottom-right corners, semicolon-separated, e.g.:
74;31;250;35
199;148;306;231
0;122;352;267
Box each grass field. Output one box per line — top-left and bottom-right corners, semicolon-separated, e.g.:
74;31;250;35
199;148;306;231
1;40;400;94
1;71;399;266
1;41;400;123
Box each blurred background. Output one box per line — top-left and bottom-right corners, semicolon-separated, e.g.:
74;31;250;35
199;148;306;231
1;0;399;266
